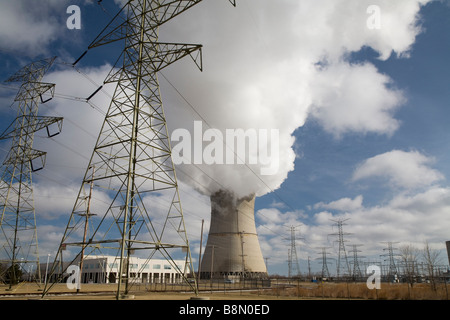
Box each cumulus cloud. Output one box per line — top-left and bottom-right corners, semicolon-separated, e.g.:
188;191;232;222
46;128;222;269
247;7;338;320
0;1;73;56
256;186;450;265
255;206;307;264
352;150;444;190
309;62;405;138
314;195;364;212
316;187;450;252
290;0;429;61
32;63;114;179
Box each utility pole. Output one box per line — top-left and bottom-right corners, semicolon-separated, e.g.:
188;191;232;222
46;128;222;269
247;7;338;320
307;256;311;280
0;57;63;289
197;219;204;289
76;165;96;292
42;0;237;300
329;218;351;279
239;231;247;279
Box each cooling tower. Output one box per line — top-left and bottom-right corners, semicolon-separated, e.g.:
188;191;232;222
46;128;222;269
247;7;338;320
200;190;268;279
446;241;450;266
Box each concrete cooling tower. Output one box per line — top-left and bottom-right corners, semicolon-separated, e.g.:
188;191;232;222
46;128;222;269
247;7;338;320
199;190;268;279
446;241;450;266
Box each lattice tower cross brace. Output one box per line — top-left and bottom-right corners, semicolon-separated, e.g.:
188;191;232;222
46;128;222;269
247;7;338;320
0;57;62;288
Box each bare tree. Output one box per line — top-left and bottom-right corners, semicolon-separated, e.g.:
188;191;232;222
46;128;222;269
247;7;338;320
399;244;420;288
422;241;441;292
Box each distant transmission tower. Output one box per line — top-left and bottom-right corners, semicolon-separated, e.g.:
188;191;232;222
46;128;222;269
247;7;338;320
381;242;399;282
42;0;236;299
349;244;364;280
329;218;351;279
0;57;63;288
318;247;331;279
287;226;302;278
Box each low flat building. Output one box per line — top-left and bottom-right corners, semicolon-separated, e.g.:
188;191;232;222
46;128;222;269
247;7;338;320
40;255;187;284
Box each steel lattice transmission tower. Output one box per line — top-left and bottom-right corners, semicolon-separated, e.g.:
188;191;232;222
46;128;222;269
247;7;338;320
329;218;351;279
318;247;331;279
0;57;63;288
287;226;302;278
42;0;236;299
349;244;364;280
381;242;399;282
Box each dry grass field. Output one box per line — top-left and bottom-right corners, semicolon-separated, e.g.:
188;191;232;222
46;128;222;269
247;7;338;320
272;281;449;300
0;281;449;300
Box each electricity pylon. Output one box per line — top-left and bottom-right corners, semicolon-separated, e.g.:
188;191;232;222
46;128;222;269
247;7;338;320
287;226;302;278
42;0;236;299
329;218;351;279
317;247;331;279
349;244;364;280
381;242;399;282
0;57;63;288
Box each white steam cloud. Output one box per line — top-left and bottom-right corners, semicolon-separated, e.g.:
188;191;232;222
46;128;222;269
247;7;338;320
161;0;430;198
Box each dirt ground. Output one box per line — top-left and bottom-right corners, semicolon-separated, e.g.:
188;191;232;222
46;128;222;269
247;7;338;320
0;282;291;300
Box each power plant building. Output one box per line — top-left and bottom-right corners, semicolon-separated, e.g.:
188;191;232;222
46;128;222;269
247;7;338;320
200;190;268;279
40;255;187;284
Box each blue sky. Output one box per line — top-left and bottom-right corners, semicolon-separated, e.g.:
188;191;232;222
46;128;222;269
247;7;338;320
1;0;449;276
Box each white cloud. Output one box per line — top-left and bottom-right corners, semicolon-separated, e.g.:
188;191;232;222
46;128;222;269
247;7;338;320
256;169;449;269
34;183;79;219
352;150;444;190
309;62;405;138
290;186;450;262
389;187;450;216
334;187;450;249
314;195;364;212
312;0;429;61
255;207;308;264
0;1;69;56
32;63;114;183
36;224;66;256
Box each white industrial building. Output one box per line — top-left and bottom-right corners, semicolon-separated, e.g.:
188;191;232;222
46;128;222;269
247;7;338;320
41;255;187;284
